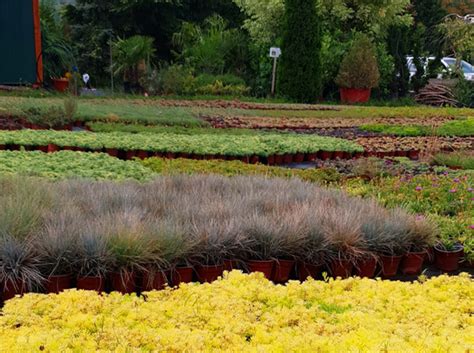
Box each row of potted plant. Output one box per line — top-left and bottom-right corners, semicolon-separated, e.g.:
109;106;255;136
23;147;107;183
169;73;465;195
0;129;364;157
0;175;452;302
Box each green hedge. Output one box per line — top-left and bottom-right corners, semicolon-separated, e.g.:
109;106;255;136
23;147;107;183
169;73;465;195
0;151;155;180
0;130;363;156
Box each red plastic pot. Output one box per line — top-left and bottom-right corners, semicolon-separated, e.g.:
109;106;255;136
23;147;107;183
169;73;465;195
266;155;275;165
274;155;284;165
136;150;149;160
172;266;193;286
52;78;69;92
223;259;239;272
434;246;463;272
425;247;435;264
195;265;224;283
306;153;318;162
165;152;176;159
297;262;321;281
46;274;72;294
247;260;274;280
293;153;305;163
354;257;377;278
77;276;105;292
401;252;425;275
47;144;59;153
111;271;136;294
339;87;371;104
249;155;259;164
282;154;293;164
408;150;420;160
380;255;402;278
333;151;344;159
319;151;333;160
330;259;353;278
141;270;169;291
125;151;136;160
272;259;295;283
1;279;26;301
106;148;119;157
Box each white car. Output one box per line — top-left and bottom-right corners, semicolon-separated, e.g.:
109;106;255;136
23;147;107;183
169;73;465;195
406;56;474;81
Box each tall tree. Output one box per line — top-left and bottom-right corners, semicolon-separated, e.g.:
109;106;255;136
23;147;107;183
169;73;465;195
279;0;321;103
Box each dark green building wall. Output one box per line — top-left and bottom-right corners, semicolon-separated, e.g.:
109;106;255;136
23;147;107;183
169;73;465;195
0;0;37;84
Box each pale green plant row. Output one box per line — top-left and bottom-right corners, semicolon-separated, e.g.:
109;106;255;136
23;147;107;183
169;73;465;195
0;151;154;181
0;130;363;156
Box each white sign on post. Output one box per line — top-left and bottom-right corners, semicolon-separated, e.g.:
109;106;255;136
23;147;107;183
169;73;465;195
269;47;281;96
269;47;281;58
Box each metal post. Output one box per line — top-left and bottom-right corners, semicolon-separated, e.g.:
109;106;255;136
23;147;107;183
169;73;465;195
271;57;278;96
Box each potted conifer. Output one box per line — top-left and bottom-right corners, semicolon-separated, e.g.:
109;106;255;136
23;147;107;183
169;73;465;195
335;34;380;104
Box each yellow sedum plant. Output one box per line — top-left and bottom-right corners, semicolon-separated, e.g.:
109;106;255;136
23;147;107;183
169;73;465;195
0;271;473;352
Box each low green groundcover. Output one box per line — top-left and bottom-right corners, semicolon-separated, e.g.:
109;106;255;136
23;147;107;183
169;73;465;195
0;150;154;181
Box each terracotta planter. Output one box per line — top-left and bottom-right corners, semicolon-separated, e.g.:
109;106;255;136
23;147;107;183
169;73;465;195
195;264;224;283
401;252;426;275
1;279;26;301
172;266;193;285
52;78;69;92
223;259;239;272
77;276;105;292
46;274;72;294
111;271;136;294
297;262;321;281
380;255;402;278
306;153;318;162
339;87;371;104
330;259;353;278
141;270;169;291
354;257;377;278
434;246;463;272
293;153;305;163
272;259;295;283
319;151;333;160
247;260;274;280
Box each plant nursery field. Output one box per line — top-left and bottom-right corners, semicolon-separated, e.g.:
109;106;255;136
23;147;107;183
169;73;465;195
0;95;472;351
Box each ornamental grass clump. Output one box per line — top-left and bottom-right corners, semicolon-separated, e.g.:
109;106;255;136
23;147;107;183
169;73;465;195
0;175;441;287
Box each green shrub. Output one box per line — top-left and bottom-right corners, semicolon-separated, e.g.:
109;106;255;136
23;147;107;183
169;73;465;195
194;74;246;87
454;78;474;108
279;0;322;103
336;34;380;89
141;65;195;96
195;81;250;96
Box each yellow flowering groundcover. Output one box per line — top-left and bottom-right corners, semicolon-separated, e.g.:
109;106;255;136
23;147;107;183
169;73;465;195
0;272;473;352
